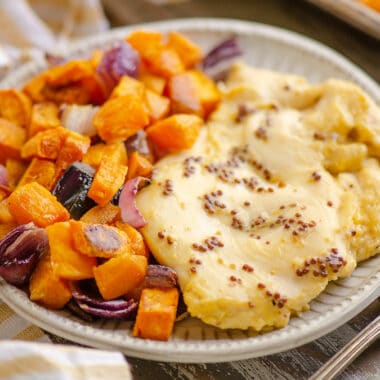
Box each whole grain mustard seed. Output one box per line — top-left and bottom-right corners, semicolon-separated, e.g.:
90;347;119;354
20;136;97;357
327;200;333;207
257;283;266;289
242;264;254;272
312;171;321;181
157;231;165;239
162;179;174;195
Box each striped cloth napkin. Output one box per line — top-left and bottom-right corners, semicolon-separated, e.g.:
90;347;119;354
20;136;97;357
0;2;132;378
0;0;109;78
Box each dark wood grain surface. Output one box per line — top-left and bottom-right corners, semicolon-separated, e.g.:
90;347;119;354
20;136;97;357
100;1;380;378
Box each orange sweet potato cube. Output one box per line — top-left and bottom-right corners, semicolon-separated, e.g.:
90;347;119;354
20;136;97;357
23;73;47;103
167;70;220;117
81;143;109;169
56;131;91;170
0;89;32;128
133;288;179;341
8;182;69;227
18;158;58;190
88;142;128;206
94;95;149;142
145;47;185;79
0;187;10;202
0;223;17;239
139;73;166;95
191;70;221;117
29;253;72;309
70;220;132;258
145;90;170;123
126;151;153;180
94;254;147;300
21;126;68;160
146;114;203;152
5;159;27;189
110;75;145;100
80;203;121;225
0;118;27;164
45;60;94;87
126;30;164;57
115;221;149;258
47;221;96;280
29;102;60;137
0;199;15;224
167;32;203;69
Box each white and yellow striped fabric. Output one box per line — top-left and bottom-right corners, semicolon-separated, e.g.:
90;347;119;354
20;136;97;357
0;340;132;380
0;0;109;78
0;300;132;379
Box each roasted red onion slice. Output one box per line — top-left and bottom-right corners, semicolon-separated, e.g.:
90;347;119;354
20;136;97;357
60;104;99;136
202;37;242;80
97;41;140;92
118;177;149;229
144;265;178;289
0;223;48;286
69;281;137;319
125;130;152;158
0;165;8;187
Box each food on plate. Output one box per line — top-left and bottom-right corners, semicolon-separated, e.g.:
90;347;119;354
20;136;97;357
137;63;380;330
0;28;379;341
359;0;380;12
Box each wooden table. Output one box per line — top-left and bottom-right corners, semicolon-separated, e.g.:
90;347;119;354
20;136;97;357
100;1;380;378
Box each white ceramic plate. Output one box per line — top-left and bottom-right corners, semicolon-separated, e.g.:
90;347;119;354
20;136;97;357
1;18;380;363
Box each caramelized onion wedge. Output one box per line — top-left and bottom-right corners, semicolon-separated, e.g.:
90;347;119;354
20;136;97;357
118;177;149;229
0;223;48;286
144;265;178;289
69;281;137;319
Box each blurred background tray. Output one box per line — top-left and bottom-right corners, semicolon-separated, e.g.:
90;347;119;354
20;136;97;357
307;0;380;39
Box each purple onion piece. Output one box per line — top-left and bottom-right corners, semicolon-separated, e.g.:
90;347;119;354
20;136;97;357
70;281;133;311
69;280;138;319
0;223;48;286
118;177;150;229
0;165;8;187
202;37;242;70
124;130;152;158
97;41;140;92
144;265;178;289
60;104;98;136
76;299;137;319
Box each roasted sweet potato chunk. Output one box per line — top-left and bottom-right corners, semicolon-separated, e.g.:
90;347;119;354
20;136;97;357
23;73;47;103
21;127;68;160
81;143;108;169
115;221;149;258
0;199;14;224
0;223;17;239
126;30;164;58
70;221;131;258
127;151;153;180
5;159;27;189
80;203;121;225
94;95;149;142
88;142;128;206
167;32;203;69
145;90;170;123
47;221;96;280
110;75;145;100
18;158;58;190
146;114;203;152
145;48;185;79
0;89;32;128
133;288;179;341
56;131;91;170
0;118;27;164
167;70;220;117
139;73;166;95
29;102;60;137
29;253;72;309
94;254;147;300
8;182;70;227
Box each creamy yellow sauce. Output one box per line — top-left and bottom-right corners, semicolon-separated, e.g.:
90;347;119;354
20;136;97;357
136;64;380;330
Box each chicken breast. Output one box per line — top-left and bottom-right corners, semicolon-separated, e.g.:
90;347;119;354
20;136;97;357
136;63;380;330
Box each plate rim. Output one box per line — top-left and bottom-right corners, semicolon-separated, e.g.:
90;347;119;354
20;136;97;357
1;18;380;363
